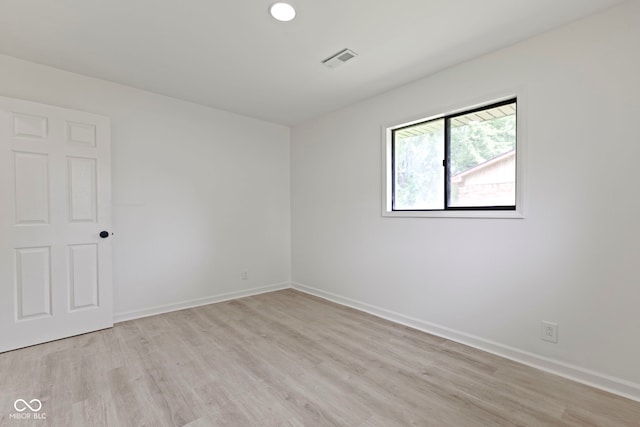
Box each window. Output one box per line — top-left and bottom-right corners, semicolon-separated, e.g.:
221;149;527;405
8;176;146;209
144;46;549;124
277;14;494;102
383;98;522;218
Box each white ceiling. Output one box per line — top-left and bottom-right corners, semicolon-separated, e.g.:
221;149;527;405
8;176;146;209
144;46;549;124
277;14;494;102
0;0;627;125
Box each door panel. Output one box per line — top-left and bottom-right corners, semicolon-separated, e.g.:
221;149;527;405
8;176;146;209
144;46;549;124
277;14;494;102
14;151;50;224
67;156;97;222
15;247;52;320
68;244;99;310
0;96;112;353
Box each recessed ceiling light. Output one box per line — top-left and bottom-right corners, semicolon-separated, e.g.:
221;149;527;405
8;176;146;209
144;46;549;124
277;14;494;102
270;2;296;22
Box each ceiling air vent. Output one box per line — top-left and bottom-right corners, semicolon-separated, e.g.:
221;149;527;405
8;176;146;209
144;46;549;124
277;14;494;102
322;48;358;69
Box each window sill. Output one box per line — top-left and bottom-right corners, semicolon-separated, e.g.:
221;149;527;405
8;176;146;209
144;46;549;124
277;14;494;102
382;209;524;219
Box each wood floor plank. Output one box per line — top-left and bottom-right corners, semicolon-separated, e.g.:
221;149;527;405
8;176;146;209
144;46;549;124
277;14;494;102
1;289;639;426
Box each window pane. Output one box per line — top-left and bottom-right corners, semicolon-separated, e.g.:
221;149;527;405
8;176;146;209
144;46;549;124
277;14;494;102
448;102;516;207
393;119;444;210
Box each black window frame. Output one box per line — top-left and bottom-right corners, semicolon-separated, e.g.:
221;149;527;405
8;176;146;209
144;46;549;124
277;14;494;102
391;98;517;212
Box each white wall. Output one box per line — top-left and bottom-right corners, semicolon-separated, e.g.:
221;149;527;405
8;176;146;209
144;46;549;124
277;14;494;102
0;54;291;319
291;0;640;396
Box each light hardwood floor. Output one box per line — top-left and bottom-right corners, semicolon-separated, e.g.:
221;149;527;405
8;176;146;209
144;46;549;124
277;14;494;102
1;289;639;426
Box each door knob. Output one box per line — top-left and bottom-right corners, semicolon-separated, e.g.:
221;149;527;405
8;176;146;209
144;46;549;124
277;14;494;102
99;231;110;239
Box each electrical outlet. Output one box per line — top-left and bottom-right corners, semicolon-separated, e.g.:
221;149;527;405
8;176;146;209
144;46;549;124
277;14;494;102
541;321;558;343
241;269;249;280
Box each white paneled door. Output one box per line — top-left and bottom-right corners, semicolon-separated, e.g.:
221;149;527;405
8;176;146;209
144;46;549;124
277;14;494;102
0;96;112;353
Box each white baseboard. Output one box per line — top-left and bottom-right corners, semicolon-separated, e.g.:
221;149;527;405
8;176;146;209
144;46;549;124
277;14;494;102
114;282;291;323
292;282;640;403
